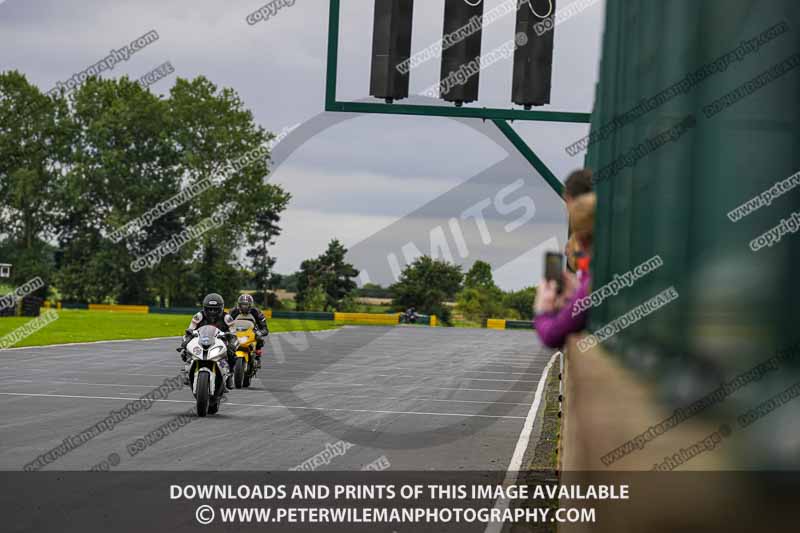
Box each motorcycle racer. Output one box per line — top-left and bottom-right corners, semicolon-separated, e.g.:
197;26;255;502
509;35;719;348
177;293;236;385
228;293;269;369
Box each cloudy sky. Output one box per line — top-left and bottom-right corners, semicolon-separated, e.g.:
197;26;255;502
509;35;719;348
0;0;606;289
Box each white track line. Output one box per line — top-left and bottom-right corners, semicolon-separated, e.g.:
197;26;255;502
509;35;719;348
1;381;532;406
0;336;179;351
484;351;559;533
0;329;341;352
140;364;546;377
279;383;535;394
0;392;526;420
367;374;542;384
1;372;537;394
4;380;177;389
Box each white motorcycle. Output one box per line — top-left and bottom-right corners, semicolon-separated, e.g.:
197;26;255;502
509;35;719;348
184;325;231;417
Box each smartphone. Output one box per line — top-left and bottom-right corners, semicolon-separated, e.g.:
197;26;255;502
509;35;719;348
544;252;565;293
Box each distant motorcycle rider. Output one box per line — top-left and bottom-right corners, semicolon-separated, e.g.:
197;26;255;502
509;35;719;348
228;294;269;369
177;293;236;385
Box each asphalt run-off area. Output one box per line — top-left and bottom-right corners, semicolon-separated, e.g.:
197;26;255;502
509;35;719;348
0;326;554;471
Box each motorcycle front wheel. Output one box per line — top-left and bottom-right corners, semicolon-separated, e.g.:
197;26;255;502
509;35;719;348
196;371;210;417
234;358;245;389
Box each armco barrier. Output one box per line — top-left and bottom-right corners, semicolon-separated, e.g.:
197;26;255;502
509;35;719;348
487;319;506;330
61;302;89;310
485;318;534;330
88;304;150;313
415;314;437;326
148;306;197;315
334;312;400;325
74;304;439;329
413;314;433;326
271;310;335;321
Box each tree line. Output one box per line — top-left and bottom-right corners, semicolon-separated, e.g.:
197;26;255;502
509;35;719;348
288;239;535;326
0;70;289;308
1;69;534;323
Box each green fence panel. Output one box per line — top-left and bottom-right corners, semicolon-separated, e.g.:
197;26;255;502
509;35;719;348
584;0;800;467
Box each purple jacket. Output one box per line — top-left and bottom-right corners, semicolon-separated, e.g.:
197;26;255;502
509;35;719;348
535;273;591;348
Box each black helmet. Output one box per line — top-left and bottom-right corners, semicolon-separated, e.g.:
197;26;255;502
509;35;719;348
203;293;224;320
237;294;254;314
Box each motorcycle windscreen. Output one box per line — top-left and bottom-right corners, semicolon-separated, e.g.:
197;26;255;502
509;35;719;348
233;319;255;332
197;325;219;347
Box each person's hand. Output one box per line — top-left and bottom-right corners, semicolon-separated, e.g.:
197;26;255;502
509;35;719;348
555;271;579;309
534;279;558;315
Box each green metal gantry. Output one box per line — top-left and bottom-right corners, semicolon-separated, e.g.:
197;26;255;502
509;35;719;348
324;0;591;198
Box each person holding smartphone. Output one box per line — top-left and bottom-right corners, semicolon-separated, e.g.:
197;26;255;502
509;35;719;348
534;193;596;348
563;169;593;273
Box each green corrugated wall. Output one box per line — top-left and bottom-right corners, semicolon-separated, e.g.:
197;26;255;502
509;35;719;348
584;0;800;467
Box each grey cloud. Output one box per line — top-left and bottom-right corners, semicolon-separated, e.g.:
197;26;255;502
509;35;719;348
1;0;605;287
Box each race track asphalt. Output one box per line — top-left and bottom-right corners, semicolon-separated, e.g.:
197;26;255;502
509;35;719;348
0;325;555;472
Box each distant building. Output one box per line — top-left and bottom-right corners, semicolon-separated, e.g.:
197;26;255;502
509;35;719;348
0;263;10;278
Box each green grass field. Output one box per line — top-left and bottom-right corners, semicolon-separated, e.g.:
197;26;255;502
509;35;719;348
0;309;340;348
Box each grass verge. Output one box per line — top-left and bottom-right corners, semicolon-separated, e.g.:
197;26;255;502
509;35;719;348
0;309;340;348
509;358;562;533
528;359;561;470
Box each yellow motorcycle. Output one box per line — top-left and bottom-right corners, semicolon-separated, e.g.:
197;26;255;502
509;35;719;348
232;317;258;388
